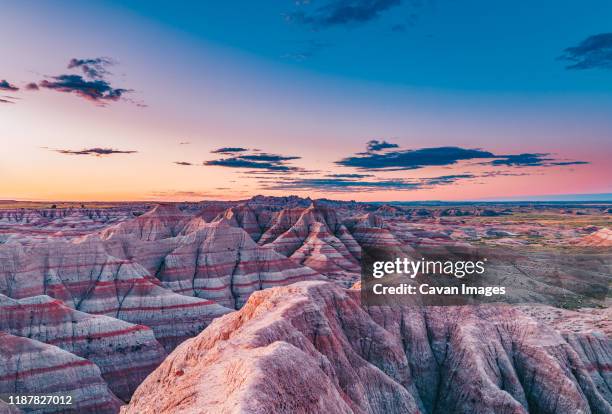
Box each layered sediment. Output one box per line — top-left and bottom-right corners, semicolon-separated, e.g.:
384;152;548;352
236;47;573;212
123;281;612;414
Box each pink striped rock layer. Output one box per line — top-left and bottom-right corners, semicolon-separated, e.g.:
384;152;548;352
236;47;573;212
123;281;611;414
0;332;122;414
0;237;231;351
0;294;166;401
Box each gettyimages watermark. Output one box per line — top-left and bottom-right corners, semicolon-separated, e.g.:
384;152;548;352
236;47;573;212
360;245;611;307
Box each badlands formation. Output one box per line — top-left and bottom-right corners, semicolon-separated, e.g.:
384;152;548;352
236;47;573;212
0;197;610;413
123;281;611;414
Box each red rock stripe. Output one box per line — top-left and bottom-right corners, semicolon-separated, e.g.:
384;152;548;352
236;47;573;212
160;260;302;276
175;273;316;292
18;260;133;272
0;300;66;311
45;325;150;344
582;363;612;372
0;360;92;381
88;300;215;314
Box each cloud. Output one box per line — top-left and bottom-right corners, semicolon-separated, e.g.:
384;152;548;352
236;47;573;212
422;174;475;185
0;80;19;91
237;153;300;162
548;161;590;166
337;146;496;170
366;139;399;152
480;170;530;178
205;157;296;171
67;57;115;79
0;98;15;104
326;173;374;178
179;141;190;145
489;153;551;167
205;148;301;172
559;33;612;70
174;161;194;166
46;147;137;156
267;177;420;192
288;0;402;28
211;147;249;153
338;143;589;171
39;74;131;104
25;82;39;91
487;153;590;168
265;173;476;192
32;57;138;106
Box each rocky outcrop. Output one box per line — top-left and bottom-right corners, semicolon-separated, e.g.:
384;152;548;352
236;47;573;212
575;228;612;246
259;204;361;284
0;294;166;401
212;204;264;241
123;281;612;414
0;332;123;413
0;238;231;351
257;207;305;246
153;222;321;308
99;213;322;309
0;207;144;244
345;213;405;251
100;204;188;241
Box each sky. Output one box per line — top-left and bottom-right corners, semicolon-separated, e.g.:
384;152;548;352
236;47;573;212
1;0;611;202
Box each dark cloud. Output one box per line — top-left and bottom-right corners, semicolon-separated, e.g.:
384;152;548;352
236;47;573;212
366;139;399;152
179;141;190;145
0;98;15;104
548;161;590;166
237;153;300;162
33;57;138;106
39;75;131;104
265;173;476;192
422;174;475;185
326;173;374;178
489;153;551;167
205;158;296;171
46;147;137;156
174;161;194;166
339;143;588;171
67;57;114;79
487;153;589;168
25;82;39;91
337;146;496;170
205;150;301;172
240;168;320;177
559;33;612;70
267;177;419;192
288;0;401;28
0;80;19;92
211;147;249;154
480;171;530;178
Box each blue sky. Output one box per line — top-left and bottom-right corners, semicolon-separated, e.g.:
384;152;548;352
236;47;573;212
103;0;612;92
